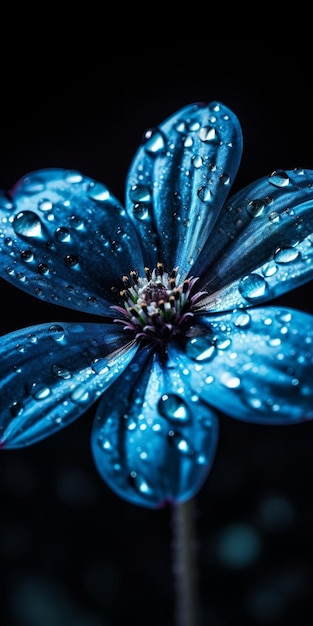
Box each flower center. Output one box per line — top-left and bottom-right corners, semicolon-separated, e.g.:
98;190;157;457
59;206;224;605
111;263;207;357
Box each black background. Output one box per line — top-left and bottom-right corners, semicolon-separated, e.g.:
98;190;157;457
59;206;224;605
1;37;313;626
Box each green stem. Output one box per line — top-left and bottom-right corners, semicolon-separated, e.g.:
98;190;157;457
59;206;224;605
171;499;200;626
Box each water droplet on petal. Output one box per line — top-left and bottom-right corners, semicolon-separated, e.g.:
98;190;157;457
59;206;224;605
198;186;213;202
158;394;190;422
13;211;43;238
247;199;265;217
129;184;151;203
274;246;300;263
31;382;51;400
143;128;166;154
133;203;150;221
70;386;90;404
199;126;219;143
10;401;24;417
55;227;71;242
268;169;290;187
48;325;65;341
185;336;216;361
239;274;268;301
38;199;53;212
168;430;193;455
129;470;154;496
51;364;72;379
88;182;110;202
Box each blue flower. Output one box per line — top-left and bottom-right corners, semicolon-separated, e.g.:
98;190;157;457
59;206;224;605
1;101;313;509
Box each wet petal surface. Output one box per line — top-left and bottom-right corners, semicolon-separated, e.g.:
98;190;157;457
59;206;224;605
91;347;219;508
0;322;137;447
173;306;313;424
126;101;242;280
0;170;143;316
193;168;313;312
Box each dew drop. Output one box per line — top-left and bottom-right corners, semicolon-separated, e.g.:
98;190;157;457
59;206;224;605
199;126;219;143
129;184;151;203
70;386;90;404
10;401;24;417
239;274;268;301
220;372;241;389
64;254;79;269
88;182;110;202
197;186;213;202
51;364;72;379
64;171;83;184
70;215;85;230
234;312;251;328
168;430;193;455
273;246;300;263
38;199;53;212
247;199;265;217
268;169;290;187
91;359;110;375
20;249;34;263
143;128;166;154
185;336;216;361
55;227;71;242
48;324;65;341
129;471;154;496
31;382;51;400
122;414;137;431
158;394;190;422
192;155;203;168
133;203;150;221
13;211;43;238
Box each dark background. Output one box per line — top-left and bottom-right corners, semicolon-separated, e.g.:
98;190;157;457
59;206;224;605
1;38;313;626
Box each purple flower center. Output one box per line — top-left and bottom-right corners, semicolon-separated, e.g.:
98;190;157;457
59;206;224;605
111;263;207;358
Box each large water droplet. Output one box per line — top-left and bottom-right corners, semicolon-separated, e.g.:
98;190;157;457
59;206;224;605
13;211;43;238
186;336;216;361
239;274;268;301
129;185;151;203
268;170;290;187
274;246;300;263
158;394;190;422
199;126;219;143
31;382;51;400
88;182;110;203
143;128;166;155
55;227;71;242
197;186;213;202
247;199;265;217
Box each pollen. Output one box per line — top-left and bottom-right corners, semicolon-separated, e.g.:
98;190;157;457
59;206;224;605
111;263;207;355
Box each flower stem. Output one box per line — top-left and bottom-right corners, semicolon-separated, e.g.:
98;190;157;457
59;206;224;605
171;499;200;626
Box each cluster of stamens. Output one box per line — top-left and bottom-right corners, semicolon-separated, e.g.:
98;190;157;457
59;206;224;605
111;262;207;355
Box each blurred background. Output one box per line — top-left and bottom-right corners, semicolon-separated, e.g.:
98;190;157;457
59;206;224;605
1;36;313;625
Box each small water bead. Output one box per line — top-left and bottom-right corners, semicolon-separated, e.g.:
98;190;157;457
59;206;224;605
38;199;53;212
268;169;290;188
198;186;213;202
247;199;265;217
262;262;277;277
38;263;49;275
129;184;152;204
10;401;24;417
192;155;203;168
168;430;193;455
51;364;72;379
273;246;301;263
186;336;216;362
220;372;241;389
199;126;219;143
129;471;154;497
97;435;113;452
20;249;34;263
70;386;90;405
13;211;43;238
30;382;51;400
48;324;65;341
234;312;251;328
133;203;150;221
88;182;110;203
0;194;14;210
64;171;83;184
158;394;190;422
239;274;269;301
64;254;79;269
220;173;231;185
143;128;166;155
55;227;71;242
122;414;137;431
70;215;85;230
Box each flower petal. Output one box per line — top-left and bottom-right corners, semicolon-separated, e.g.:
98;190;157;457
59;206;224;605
126;101;242;280
0;169;143;316
0;322;137;448
91;346;219;508
192;168;313;312
172;306;313;424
